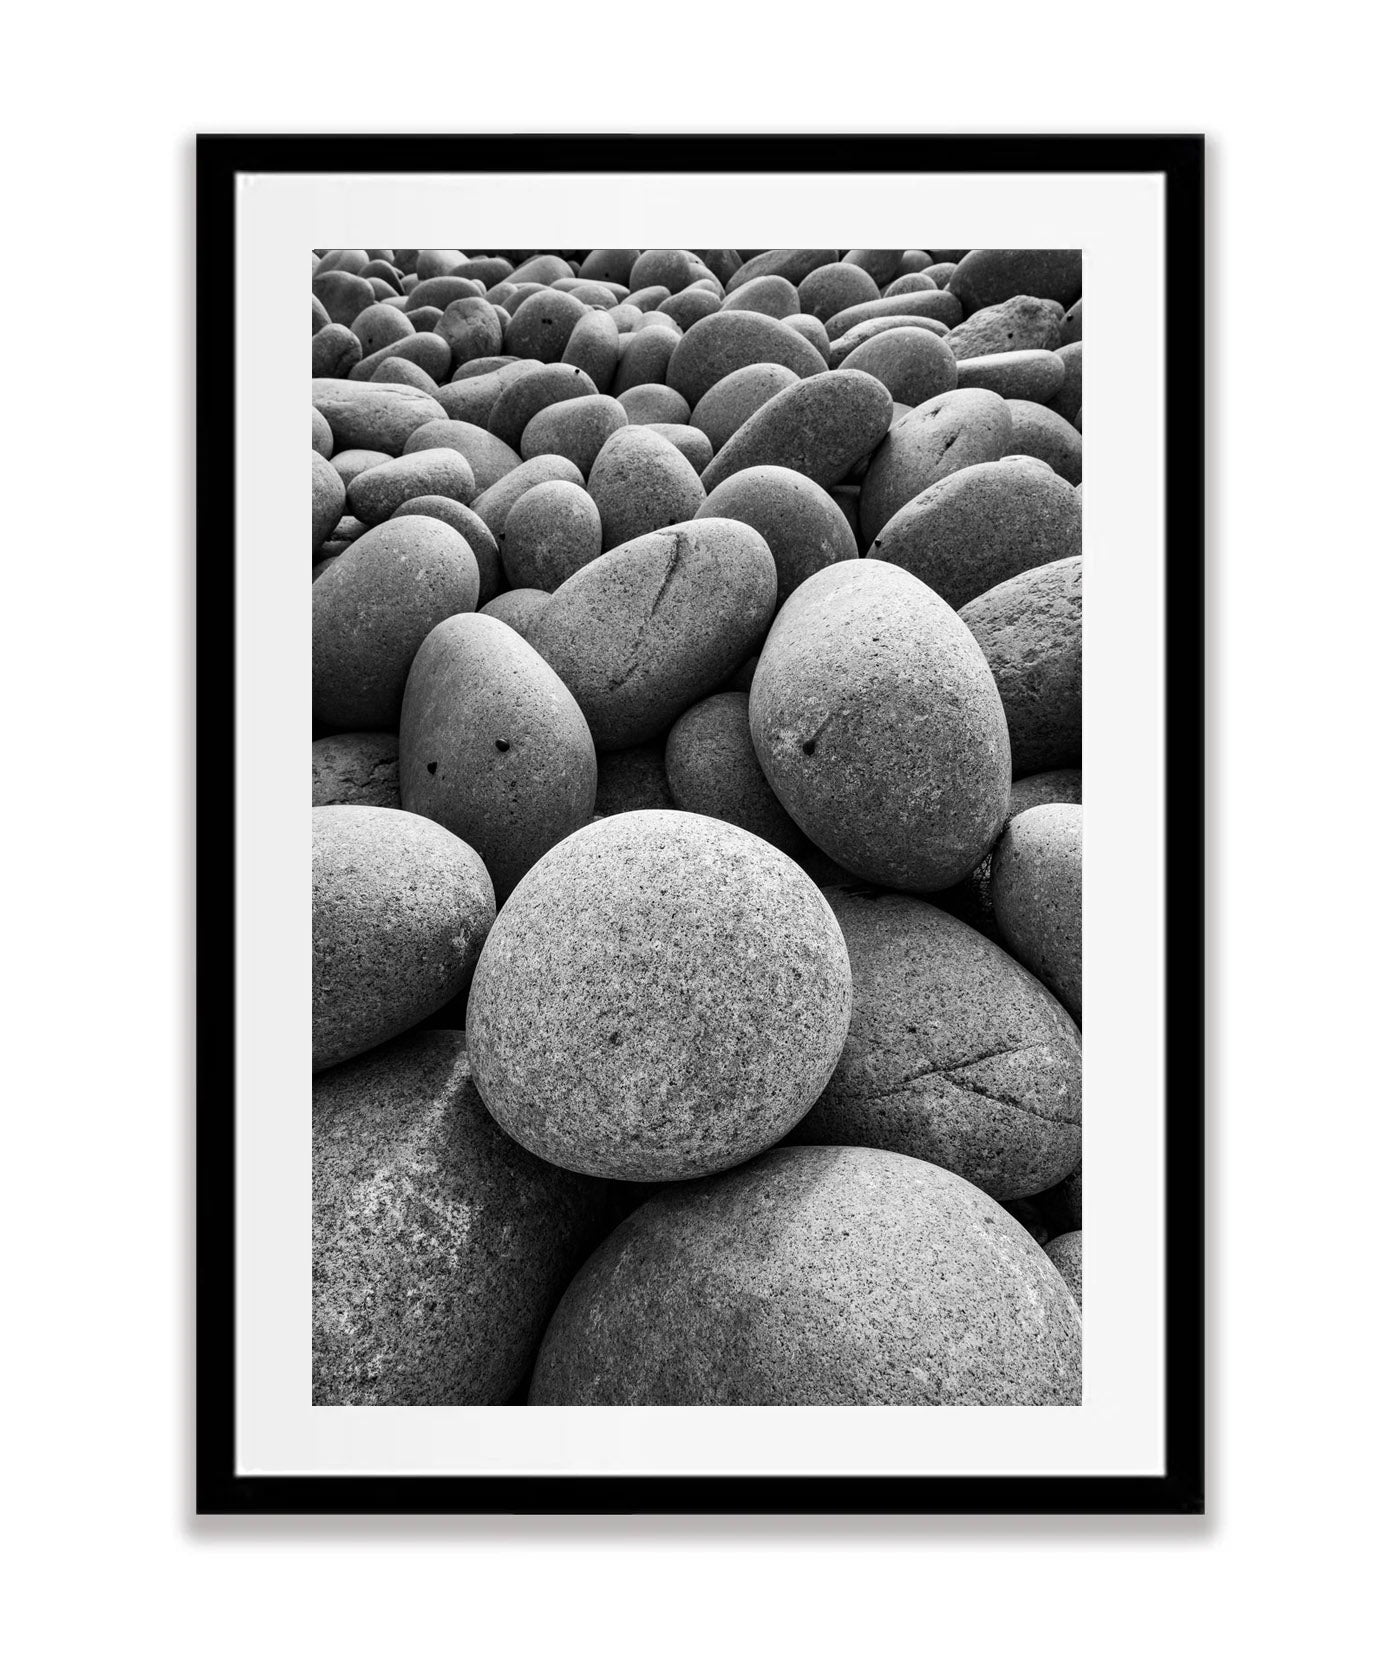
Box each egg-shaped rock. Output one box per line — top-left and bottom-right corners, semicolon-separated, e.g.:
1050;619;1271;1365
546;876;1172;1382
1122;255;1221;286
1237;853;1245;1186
992;803;1083;1022
700;369;894;493
501;480;602;591
689;362;800;451
868;457;1081;609
312;451;345;550
960;556;1082;775
464;810;852;1180
311;378;447;454
530;517;777;750
789;888;1081;1199
841;326;958;408
949;249;1082;313
529;1146;1081;1404
312;806;495;1070
665;309;826;407
400;613;597;897
664;691;804;853
314;1030;619;1403
750;558;1010;891
696;464;858;603
1045;1230;1083;1309
586;426;704;548
346;447;475;526
311;516;480;730
859;387;1014;547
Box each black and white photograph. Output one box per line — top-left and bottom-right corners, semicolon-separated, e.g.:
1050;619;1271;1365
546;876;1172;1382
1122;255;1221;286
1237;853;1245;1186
196;134;1203;1514
309;241;1088;1410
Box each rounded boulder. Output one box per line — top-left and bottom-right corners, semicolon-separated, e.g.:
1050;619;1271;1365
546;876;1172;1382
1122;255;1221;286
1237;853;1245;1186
465;811;852;1180
992;803;1083;1023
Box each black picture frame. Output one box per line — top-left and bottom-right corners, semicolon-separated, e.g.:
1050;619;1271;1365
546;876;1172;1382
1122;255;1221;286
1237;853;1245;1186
196;132;1204;1518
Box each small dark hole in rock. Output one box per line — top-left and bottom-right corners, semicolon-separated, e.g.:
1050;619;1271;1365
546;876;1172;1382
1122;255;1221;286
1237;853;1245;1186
608;1031;620;1045
426;761;437;775
802;739;817;756
495;739;510;752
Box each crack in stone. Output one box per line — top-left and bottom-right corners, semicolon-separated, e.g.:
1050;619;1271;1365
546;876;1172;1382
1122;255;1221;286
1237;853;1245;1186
607;531;687;692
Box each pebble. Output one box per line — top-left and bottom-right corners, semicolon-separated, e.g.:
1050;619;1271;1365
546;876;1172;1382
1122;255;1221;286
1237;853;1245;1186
696;463;858;602
665;691;804;853
1005;398;1083;484
312;806;495;1070
464;811;851;1179
586;426;705;549
502;480;602;591
947;296;1066;360
700;369;894;493
992;802;1083;1022
528;1146;1081;1403
859;387;1014;547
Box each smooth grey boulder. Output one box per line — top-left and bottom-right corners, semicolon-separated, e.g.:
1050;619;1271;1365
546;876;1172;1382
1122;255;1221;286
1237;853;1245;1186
1045;1230;1083;1309
529;1146;1082;1404
799;261;881;321
346;448;475;526
399;613;597;897
501;480;602;591
867;458;1081;609
992;803;1083;1023
311;516;480;730
665;310;826;407
311;378;446;454
314;1031;618;1404
790;889;1081;1200
665;692;805;854
749;559;1010;892
961;557;1082;775
859;387;1014;547
311;732;399;807
471;454;586;542
947;295;1066;361
699;369;894;494
689;362;800;451
587;426;704;549
955;348;1066;403
530;518;777;750
312;806;495;1071
827;315;951;366
949;249;1082;312
465;811;852;1180
824;290;962;341
312;451;345;550
391;495;501;602
1052;340;1083;424
696;464;858;603
1006;398;1083;484
401;418;520;492
841;326;958;407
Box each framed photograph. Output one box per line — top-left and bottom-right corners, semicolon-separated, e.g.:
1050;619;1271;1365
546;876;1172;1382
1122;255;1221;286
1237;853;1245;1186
197;133;1204;1516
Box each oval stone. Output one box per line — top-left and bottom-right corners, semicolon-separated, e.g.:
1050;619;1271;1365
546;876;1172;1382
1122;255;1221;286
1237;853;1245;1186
312;806;495;1070
700;369;893;493
992;803;1083;1023
529;1146;1081;1404
750;558;1011;890
465;811;852;1179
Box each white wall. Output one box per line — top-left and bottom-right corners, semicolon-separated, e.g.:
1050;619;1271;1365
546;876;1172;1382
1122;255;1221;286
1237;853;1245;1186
5;5;1394;1675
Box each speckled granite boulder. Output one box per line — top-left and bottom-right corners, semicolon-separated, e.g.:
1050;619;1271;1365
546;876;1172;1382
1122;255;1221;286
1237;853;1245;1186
311;732;399;807
790;890;1081;1199
843;249;905;286
665;692;804;854
841;325;958;408
466;811;850;1180
750;560;1010;890
824;290;963;341
349;302;415;358
1052;340;1083;425
798;260;880;321
827;315;951;366
312;806;495;1070
392;495;502;602
520;393;628;476
992;803;1083;1022
721;274;801;319
349;331;452;385
587;427;704;549
400;613;597;898
616;383;690;427
690;362;800;451
488;364;599;452
312;407;334;458
947;296;1066;361
700;369;894;493
481;587;552;637
312;378;446;454
312;516;480;730
665;310;826;406
724;249;840;292
642;423;713;473
402;418;520;492
868;458;1081;609
312;324;362;380
369;357;439;394
1006;399;1083;484
501;480;602;591
955;348;1066;403
313;1031;618;1404
697;465;857;603
593;742;674;816
503;286;590;362
949;250;1082;313
561;309;620;390
531;518;777;749
346;447;475;525
859;388;1014;547
435;296;503;367
1045;1229;1083;1309
961;557;1082;775
312;451;345;550
529;1146;1081;1404
312;268;374;328
330;448;392;488
782;313;831;360
471;454;586;542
